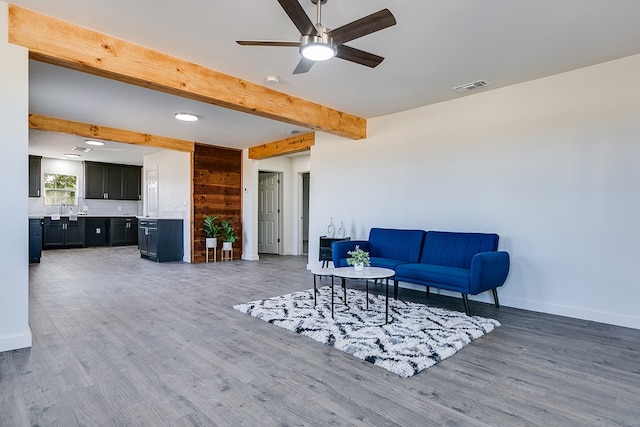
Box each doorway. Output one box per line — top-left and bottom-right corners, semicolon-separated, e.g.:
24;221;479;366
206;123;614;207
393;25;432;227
258;171;281;254
300;172;310;255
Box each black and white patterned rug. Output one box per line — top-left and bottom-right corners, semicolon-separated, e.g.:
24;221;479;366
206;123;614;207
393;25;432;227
233;286;500;378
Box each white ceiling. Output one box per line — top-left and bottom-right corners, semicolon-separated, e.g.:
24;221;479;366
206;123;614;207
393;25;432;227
15;0;640;164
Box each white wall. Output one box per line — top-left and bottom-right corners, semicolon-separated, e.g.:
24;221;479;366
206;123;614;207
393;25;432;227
143;150;192;262
28;157;141;216
310;54;640;329
0;1;31;352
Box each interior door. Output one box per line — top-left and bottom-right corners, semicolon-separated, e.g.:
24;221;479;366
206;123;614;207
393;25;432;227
258;172;280;254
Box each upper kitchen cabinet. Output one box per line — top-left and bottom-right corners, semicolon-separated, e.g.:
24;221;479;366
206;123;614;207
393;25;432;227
29;155;42;197
84;161;141;200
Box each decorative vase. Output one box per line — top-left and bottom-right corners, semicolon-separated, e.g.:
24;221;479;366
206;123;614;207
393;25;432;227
327;217;335;238
205;237;217;248
222;241;233;250
337;222;345;238
354;263;364;272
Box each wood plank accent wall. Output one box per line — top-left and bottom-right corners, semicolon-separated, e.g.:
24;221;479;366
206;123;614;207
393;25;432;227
193;143;242;263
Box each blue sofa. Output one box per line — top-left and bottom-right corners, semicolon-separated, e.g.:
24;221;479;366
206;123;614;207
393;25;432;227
332;228;510;315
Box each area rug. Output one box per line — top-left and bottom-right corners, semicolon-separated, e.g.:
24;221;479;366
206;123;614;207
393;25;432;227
233;286;500;378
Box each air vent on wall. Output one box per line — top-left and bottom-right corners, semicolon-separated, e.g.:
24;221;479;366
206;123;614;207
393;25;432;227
451;79;490;93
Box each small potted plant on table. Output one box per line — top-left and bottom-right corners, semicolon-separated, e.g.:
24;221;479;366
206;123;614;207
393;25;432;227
347;245;370;271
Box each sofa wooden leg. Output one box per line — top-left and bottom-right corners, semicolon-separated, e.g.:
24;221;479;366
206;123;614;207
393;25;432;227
393;279;399;299
461;293;470;316
426;286;430;297
492;288;500;308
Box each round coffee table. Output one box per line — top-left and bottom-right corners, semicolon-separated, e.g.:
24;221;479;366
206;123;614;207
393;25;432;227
332;267;396;324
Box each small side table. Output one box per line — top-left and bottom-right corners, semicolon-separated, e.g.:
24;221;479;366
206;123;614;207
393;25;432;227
221;248;233;261
205;246;216;263
319;236;350;268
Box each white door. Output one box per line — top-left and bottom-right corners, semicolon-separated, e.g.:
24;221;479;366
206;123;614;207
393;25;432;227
258;172;280;254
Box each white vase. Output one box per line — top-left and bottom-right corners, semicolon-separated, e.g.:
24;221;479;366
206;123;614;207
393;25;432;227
327;217;335;238
222;241;233;250
354;263;364;272
337;222;345;238
205;237;217;248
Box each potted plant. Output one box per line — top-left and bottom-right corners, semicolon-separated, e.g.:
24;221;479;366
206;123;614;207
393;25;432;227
220;219;237;251
347;245;370;271
203;215;221;248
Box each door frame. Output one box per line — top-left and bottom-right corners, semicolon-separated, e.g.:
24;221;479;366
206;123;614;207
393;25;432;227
258;170;283;255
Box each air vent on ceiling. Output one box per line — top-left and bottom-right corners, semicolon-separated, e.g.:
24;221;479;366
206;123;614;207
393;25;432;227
72;146;92;152
451;79;490;93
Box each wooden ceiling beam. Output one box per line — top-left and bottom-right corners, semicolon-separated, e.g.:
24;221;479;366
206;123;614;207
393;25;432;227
29;114;195;152
248;132;315;160
9;5;366;140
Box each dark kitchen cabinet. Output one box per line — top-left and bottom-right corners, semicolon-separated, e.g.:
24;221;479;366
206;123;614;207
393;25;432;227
85;217;107;247
84;162;141;200
109;217;138;246
43;217;85;248
139;218;183;262
29;218;43;263
29;155;42;197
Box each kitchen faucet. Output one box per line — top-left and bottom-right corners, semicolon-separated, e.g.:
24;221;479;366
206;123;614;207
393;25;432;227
60;202;67;214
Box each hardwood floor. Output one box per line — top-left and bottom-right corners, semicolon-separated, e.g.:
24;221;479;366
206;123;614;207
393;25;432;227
2;246;639;426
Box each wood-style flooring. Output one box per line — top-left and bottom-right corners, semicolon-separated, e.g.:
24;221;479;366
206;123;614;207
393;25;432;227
1;246;639;426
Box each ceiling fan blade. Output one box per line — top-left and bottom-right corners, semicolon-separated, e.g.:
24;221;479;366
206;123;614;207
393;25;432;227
336;45;384;68
236;41;300;47
293;57;315;74
277;0;318;36
328;9;396;44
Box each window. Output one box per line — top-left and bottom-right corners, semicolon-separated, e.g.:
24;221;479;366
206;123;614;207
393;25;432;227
44;173;77;206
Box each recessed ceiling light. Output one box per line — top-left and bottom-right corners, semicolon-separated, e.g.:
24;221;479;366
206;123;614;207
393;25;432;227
85;140;105;146
64;153;81;159
174;112;199;122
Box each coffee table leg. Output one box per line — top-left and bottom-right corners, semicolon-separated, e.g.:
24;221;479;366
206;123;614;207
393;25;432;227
313;274;317;307
365;279;369;309
385;278;389;324
342;278;347;304
331;275;335;319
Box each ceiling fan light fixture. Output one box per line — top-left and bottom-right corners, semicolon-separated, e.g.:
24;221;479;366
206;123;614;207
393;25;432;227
300;34;337;61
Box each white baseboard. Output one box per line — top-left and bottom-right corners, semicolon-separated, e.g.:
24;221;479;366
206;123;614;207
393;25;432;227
395;282;640;330
242;254;260;261
0;329;32;353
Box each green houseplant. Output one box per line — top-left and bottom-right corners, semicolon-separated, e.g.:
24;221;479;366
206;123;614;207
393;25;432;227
203;215;221;248
347;245;370;271
220;219;237;250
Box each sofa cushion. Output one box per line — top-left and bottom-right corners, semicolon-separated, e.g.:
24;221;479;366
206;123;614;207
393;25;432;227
395;263;470;291
368;228;425;263
421;231;499;269
369;257;407;270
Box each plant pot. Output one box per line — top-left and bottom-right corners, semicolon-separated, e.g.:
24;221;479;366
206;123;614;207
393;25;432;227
353;263;364;272
222;241;233;251
205;237;217;248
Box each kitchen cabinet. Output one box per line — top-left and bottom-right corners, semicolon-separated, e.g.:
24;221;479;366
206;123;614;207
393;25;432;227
85;217;107;247
43;217;85;248
29;155;42;197
84;161;141;200
109;217;138;246
139;218;183;262
29;218;43;263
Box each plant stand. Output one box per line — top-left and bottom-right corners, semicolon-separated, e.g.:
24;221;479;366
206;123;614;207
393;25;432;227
221;248;233;261
206;246;216;263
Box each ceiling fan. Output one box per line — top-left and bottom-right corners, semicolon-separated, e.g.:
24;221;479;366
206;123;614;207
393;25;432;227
236;0;396;74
